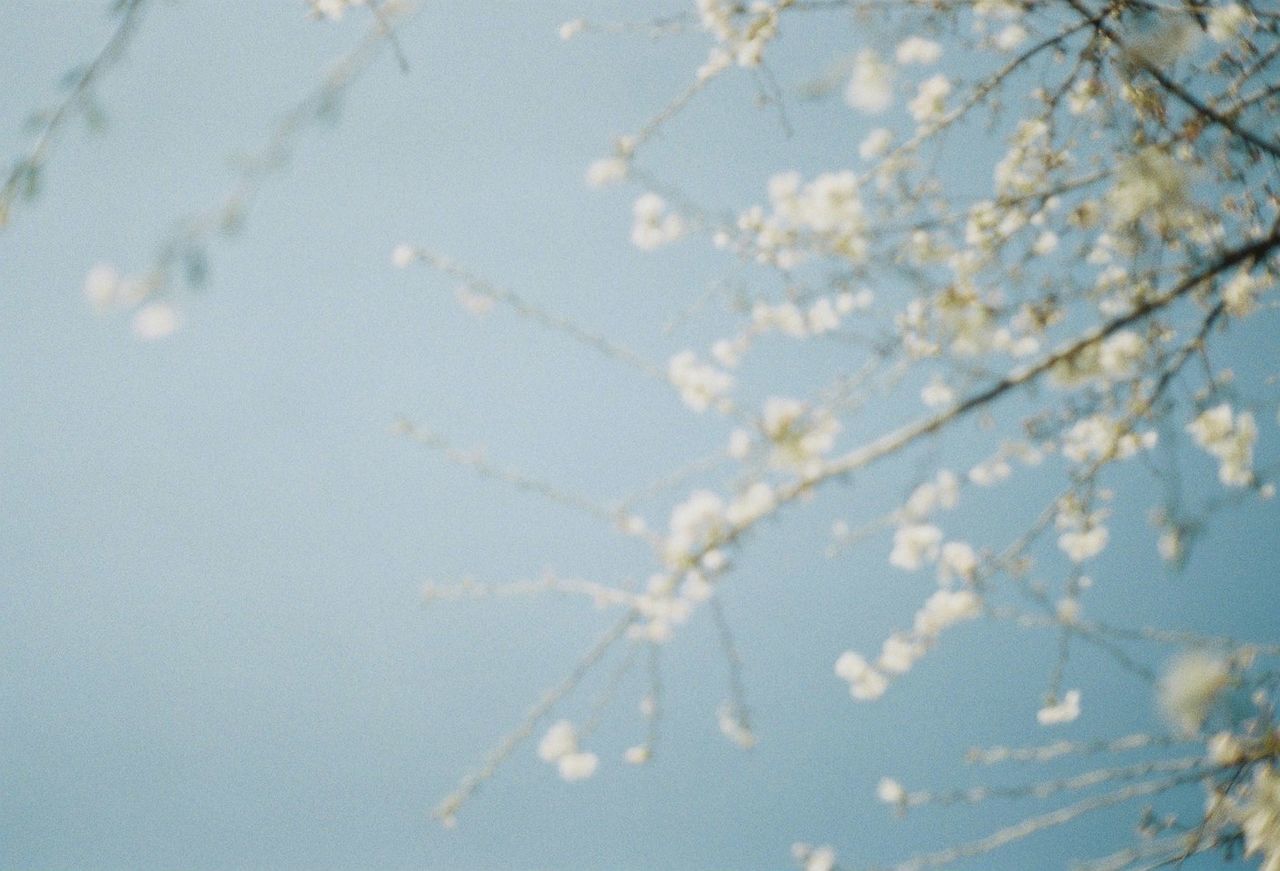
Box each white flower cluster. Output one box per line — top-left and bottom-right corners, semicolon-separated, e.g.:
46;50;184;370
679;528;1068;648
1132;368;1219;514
993;120;1066;199
631;193;685;251
667;351;733;413
1236;764;1280;871
623;743;651;765
895;36;942;66
1066;77;1101;115
453;284;494;317
889;524;942;572
835;588;980;700
663;490;727;568
1197;678;1280;867
557;19;586;41
1061;414;1157;465
1107;147;1191;229
660;481;780;577
1055;494;1110;562
876;776;907;808
844;37;943;117
726;481;778;527
895;282;1020;361
1049;330;1149;388
888;470;966;578
1221;267;1271;318
791;842;837;871
859;127;893;161
628;572;700;644
537;720;599;781
834;649;889;700
759;397;841;477
992;21;1028;51
967;453;1011;488
845;50;893;114
905;471;959;517
390;243;417;268
728;170;869;268
584;156;628;188
717;702;757;749
83;263;179;340
306;0;364;21
750;290;870;338
1036;689;1081;725
1207;3;1252;43
746;298;826;341
907;74;951;127
1207;729;1247;766
706;290;872;371
920;375;955;408
1187;404;1258;487
696;0;781;68
1158;650;1231;735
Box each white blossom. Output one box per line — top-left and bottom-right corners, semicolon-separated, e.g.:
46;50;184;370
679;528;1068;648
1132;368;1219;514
912;588;980;637
131;301;179;340
726;481;776;527
805;845;837;871
1061;414;1156;464
1036;690;1081;725
664;489;726;565
538;720;578;762
558;18;585;41
937;540;977;584
761;397;841;474
391;243;416;268
631;192;685;250
556;751;599;781
727;428;752;460
993;23;1028;51
878;633;923;674
1107;148;1190;227
1158;651;1231;734
84;262;121;309
668;351;733;412
1058;525;1109;562
1207;4;1251;43
876;777;906;806
717;703;757;748
792;843;838;871
624;745;651;765
454;285;494;317
890;523;942;571
585;156;627;188
1188;404;1257;487
1207;731;1245;766
835;651;890;701
908;75;951;125
845;50;893;114
920;377;954;409
1236;765;1280;870
1221;268;1267;318
307;0;363;21
859;127;893;161
895;37;942;66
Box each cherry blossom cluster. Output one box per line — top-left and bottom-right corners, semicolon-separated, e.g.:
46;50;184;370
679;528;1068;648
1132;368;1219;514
1187;403;1259;488
82;263;179;340
537;720;599;782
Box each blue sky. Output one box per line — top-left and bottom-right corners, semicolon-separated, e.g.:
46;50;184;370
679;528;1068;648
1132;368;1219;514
2;3;1277;869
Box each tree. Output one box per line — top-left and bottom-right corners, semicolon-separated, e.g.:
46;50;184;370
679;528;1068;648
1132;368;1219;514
5;1;1280;868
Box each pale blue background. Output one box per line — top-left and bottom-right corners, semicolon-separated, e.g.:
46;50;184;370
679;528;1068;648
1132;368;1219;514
2;3;1277;869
